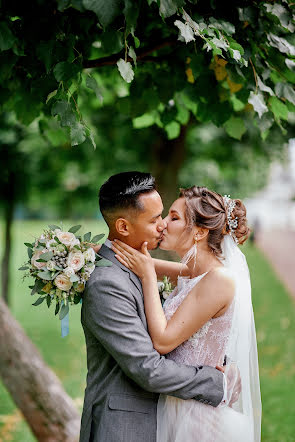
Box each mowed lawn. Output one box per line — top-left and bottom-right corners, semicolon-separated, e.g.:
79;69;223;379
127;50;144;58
0;221;294;441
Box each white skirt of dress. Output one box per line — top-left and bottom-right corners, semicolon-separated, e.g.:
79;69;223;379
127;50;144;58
157;395;253;442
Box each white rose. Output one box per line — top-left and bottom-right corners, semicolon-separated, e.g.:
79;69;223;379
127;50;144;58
46;260;55;271
73;238;81;247
76;282;85;293
56;231;76;248
83;248;95;262
31;250;47;269
67;251;85;271
54;274;72;291
162;291;170;300
86;264;95;274
64;267;75;278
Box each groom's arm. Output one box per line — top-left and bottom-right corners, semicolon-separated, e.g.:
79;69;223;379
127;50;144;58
82;272;224;407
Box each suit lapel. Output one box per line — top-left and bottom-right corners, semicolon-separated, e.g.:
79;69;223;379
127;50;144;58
99;244;143;294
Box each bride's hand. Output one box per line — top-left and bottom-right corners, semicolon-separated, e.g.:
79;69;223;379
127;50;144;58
111;239;156;280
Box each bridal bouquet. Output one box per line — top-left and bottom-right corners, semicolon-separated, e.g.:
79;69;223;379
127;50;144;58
19;224;108;322
158;276;173;304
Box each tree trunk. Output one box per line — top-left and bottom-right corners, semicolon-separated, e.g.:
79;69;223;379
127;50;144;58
1;201;14;305
0;298;80;441
150;124;189;209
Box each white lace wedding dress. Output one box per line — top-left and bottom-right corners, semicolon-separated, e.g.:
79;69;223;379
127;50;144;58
157;273;252;442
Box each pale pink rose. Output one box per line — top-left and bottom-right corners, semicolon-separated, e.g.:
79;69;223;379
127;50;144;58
67;251;85;271
56;231;76;248
54;274;72;291
31;250;47;269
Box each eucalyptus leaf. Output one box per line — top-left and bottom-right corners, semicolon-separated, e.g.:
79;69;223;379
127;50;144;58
68;225;82;233
59;303;69;320
46;294;52;308
70;274;80;282
55;302;60;316
24;242;33;248
19;266;29;270
48;224;61;230
39;251;54;261
32;296;46;306
91;233;105;243
31;279;45;296
84;232;91;242
37;270;53;281
95;258;112;267
27;248;33;259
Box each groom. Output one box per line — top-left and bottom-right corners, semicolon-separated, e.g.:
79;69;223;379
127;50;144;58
80;171;225;442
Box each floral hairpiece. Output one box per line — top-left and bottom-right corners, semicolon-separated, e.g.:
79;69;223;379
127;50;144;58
223;195;239;244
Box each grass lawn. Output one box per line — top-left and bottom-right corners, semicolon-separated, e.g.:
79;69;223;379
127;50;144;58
0;220;294;441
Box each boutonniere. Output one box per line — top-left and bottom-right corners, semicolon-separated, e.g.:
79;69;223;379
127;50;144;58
157;275;173;304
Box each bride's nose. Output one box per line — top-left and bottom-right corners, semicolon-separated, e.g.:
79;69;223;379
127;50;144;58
158;217;167;231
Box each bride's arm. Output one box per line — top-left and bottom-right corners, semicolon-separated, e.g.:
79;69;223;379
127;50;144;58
112;240;235;355
152;258;190;284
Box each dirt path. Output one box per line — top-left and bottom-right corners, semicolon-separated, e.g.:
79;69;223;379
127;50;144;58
257;230;295;300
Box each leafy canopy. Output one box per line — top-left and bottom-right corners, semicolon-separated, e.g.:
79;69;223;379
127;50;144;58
1;0;295;145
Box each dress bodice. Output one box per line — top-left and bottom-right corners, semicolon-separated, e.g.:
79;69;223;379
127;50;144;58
163;273;234;367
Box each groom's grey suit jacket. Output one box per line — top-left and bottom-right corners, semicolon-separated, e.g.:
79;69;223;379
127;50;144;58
80;244;224;442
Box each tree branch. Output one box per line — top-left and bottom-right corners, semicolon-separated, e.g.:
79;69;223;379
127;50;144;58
83;39;177;69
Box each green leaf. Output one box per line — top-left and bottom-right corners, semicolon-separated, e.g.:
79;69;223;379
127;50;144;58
48;224;61;230
275;82;295;106
248;92;268;118
224;117;246;140
68;225;82;233
46;89;58;104
91;233;105;243
52;100;77;127
27;248;33;259
32;296;46;306
133;113;156;129
19;266;29;271
165;121;181;140
86;75;103;102
124;0;139;31
70;123;86;146
39;251;54;261
70;274;79;283
269;96;289;120
174;20;195;44
84;232;91;242
46;294;52;308
55;302;60;316
95;258;112;267
128;46;137;66
267;33;295;56
31;280;45;296
37;270;53;281
59;303;69;320
117;59;134;83
0;22;16;51
24;242;33;248
83;0;121;27
53;62;81;83
264;4;294;32
159;0;185;18
74;294;82;304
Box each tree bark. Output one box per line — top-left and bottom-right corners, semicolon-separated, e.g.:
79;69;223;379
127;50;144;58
1;201;14;305
0;298;80;441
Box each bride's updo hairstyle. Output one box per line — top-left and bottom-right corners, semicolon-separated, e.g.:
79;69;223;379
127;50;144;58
179;186;250;257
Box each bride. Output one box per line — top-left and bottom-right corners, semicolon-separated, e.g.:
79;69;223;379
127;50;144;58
112;186;261;442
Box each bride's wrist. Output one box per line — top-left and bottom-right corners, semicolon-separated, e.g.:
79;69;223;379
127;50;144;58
141;269;157;283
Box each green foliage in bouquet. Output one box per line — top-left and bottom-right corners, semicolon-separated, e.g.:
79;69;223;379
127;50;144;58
19;225;110;321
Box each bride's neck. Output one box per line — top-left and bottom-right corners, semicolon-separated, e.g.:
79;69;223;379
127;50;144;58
186;246;222;277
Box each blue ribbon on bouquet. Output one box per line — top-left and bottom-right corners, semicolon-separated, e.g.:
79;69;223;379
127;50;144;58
60;300;69;338
60;298;83;337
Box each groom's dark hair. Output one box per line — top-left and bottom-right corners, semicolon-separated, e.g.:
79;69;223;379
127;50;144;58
99;171;156;226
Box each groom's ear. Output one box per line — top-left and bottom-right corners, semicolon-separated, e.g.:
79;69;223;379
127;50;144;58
115;218;131;237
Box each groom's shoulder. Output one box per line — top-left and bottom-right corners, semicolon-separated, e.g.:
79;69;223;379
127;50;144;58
86;260;129;291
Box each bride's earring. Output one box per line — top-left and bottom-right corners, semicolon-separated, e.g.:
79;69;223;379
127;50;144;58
181;236;198;269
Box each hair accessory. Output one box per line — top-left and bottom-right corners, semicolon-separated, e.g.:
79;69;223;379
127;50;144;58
223;195;239;244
